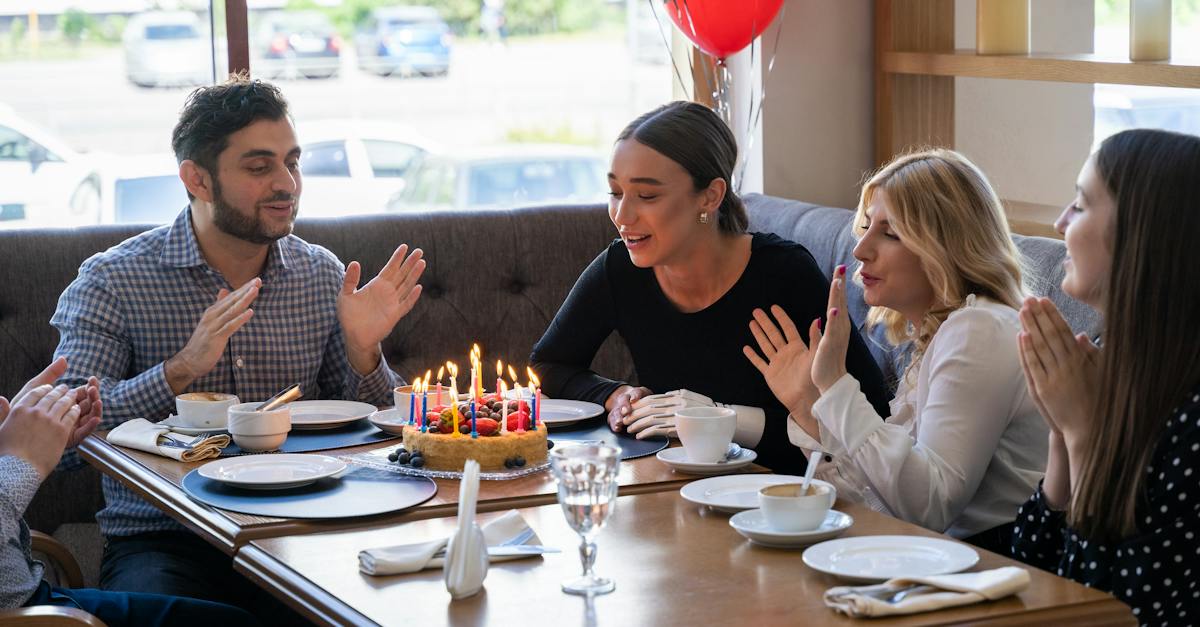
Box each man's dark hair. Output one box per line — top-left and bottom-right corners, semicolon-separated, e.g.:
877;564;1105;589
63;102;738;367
171;73;291;199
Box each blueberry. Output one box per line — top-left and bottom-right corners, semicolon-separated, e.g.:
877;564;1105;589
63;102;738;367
504;458;514;469
410;456;425;468
387;451;399;462
547;440;554;450
397;452;411;465
514;457;526;467
459;424;470;434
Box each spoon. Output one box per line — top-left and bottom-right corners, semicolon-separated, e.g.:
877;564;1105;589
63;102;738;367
256;384;302;412
800;449;821;493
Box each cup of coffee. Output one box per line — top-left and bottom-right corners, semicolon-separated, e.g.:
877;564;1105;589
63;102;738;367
227;402;291;452
674;406;736;463
758;480;837;532
175;392;239;429
393;384;441;413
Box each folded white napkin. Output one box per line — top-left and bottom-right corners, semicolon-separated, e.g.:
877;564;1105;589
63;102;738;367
824;566;1030;618
358;509;541;576
108;418;230;462
444;459;489;599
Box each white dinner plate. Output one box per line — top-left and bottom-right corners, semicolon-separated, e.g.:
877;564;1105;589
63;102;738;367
656;446;757;475
802;535;980;583
679;474;806;513
197;454;347;490
367;408;409;435
536;399;604;427
160;415;225;436
285;400;377;430
729;509;853;548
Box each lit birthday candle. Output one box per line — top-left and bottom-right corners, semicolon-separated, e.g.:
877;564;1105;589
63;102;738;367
527;367;540;431
408;375;417;425
500;379;509;434
437;365;445;406
420;377;428;432
470;396;477;438
495;360;503;404
449;362;460;438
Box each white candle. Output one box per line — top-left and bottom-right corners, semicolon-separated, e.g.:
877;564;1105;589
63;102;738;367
1131;0;1171;61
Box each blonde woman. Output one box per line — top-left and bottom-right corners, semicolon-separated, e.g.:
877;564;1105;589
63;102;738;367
744;149;1046;551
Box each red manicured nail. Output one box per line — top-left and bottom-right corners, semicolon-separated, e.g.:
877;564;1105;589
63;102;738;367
831;308;839;317
836;264;846;276
817;318;823;331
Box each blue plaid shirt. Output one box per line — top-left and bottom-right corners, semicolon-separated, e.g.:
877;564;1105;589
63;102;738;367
51;208;397;537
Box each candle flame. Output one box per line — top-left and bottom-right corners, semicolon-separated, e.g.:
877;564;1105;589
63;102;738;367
507;365;519;383
526;367;540;388
495;359;503;376
447;362;458;378
437;365;445;381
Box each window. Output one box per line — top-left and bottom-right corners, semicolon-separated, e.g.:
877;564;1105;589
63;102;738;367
1094;0;1200;145
0;1;672;228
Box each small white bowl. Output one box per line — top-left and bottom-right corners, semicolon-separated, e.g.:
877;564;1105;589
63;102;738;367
231;432;288;452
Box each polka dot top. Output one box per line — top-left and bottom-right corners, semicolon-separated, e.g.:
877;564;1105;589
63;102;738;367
1011;384;1200;625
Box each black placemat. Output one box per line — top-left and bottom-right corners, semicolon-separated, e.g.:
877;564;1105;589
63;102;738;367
180;465;437;518
546;421;668;460
221;418;398;456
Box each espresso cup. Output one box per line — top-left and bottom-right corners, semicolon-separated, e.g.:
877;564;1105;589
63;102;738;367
174;392;239;429
758;480;837;532
227;402;291;452
675;406;736;463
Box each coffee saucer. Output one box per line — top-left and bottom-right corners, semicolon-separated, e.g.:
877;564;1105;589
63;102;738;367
656;446;757;474
160;415;226;436
729;509;853;549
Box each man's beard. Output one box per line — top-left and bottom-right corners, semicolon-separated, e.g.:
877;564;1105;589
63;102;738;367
211;176;297;245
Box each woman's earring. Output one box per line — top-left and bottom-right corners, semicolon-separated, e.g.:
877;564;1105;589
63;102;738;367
698;212;710;224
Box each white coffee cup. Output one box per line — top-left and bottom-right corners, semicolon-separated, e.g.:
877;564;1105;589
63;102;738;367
227;402;291;452
758;480;837;532
174;392;239;429
675;406;736;463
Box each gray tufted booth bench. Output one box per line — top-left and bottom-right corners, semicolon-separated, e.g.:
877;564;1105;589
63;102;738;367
0;193;1098;584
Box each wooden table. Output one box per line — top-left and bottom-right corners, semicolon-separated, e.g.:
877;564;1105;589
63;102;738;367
234;491;1134;627
78;431;764;555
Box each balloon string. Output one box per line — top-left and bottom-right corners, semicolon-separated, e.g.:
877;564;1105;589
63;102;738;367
677;0;718;106
734;2;788;192
651;0;691;100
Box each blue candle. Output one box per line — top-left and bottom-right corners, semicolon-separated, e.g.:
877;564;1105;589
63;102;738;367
409;385;416;425
470;398;478;439
421;384;428;432
530;390;537;431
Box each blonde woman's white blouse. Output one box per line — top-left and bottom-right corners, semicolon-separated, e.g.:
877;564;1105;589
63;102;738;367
788;296;1047;538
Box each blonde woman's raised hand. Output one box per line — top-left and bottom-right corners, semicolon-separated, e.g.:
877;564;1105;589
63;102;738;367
743;304;821;418
811;266;851;393
1018;297;1100;439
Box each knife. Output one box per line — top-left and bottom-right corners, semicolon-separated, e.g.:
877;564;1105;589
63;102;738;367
487;545;561;557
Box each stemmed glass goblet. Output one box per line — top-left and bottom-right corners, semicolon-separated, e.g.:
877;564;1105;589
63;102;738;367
549;443;621;596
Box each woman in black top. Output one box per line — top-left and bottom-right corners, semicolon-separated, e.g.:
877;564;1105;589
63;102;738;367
530;102;890;473
1014;129;1200;624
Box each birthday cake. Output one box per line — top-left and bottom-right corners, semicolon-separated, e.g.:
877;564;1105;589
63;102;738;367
400;397;549;472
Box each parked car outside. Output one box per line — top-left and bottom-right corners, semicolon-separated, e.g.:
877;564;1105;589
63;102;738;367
99;153;187;224
386;145;608;211
0;105;103;229
252;11;342;80
123;11;214;88
355;6;452;77
297;119;435;217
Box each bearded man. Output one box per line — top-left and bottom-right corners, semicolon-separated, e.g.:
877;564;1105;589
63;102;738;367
49;75;425;614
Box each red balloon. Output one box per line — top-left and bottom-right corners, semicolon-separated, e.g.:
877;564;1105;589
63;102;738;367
663;0;785;60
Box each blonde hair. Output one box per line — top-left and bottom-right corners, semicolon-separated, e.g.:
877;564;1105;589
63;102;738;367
854;149;1025;377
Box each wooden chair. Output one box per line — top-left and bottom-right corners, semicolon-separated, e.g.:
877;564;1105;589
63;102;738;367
0;532;106;626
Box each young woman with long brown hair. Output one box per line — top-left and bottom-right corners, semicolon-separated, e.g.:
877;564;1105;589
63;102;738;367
1014;129;1200;623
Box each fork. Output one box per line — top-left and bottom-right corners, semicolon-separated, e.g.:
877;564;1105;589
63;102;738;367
433;527;535;559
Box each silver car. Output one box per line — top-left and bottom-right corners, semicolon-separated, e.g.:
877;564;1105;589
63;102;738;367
123;11;213;88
